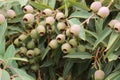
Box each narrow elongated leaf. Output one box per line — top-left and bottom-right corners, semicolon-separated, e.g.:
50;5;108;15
70;11;92;18
68;0;90;11
64;52;92;59
106;32;119;51
41;47;51;60
0;37;5;55
30;1;52;10
0;20;7;42
48;0;56;9
107;53;118;62
93;27;112;50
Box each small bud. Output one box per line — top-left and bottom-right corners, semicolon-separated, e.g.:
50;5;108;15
30;29;39;39
97;7;110;18
61;43;71;53
77;44;86;52
0;14;5;24
114;22;120;32
66;28;71;37
56;12;65;21
23;5;34;13
20;47;27;55
49;39;58;49
94;70;105;80
57;22;66;31
18;34;27;41
36;25;46;36
69;38;77;47
14;38;21;47
30;64;39;72
42;9;53;16
70;25;80;36
108;19;119;28
27;40;35;49
56;34;65;43
26;50;35;58
23;13;34;23
45;16;55;25
90;1;102;12
33;48;41;56
7;9;16;18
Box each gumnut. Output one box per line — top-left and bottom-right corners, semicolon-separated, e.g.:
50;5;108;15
20;47;27;55
30;29;39;39
23;13;34;23
90;1;102;12
33;48;41;56
61;43;71;53
94;70;105;80
97;7;110;18
70;25;81;36
36;25;46;36
56;12;65;21
108;19;119;28
69;38;77;47
57;22;66;31
114;22;120;32
56;34;65;43
23;5;34;13
42;8;53;16
26;50;35;58
27;40;35;49
45;16;55;25
18;34;27;41
48;39;58;49
7;9;16;18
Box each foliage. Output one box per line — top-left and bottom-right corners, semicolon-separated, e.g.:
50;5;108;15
0;0;120;80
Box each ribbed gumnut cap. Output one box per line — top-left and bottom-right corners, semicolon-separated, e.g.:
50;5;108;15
56;34;65;43
90;1;102;12
0;14;5;24
94;70;105;80
114;22;120;32
42;9;53;16
70;25;80;36
36;25;46;36
49;39;58;49
56;12;65;21
7;9;16;18
23;5;34;13
97;7;110;18
20;47;27;55
18;34;27;41
23;13;34;23
61;43;71;53
108;20;119;28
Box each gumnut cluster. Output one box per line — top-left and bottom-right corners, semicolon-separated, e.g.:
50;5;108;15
90;1;110;18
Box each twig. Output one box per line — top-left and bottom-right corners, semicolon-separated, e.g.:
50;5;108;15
107;0;114;8
37;70;42;80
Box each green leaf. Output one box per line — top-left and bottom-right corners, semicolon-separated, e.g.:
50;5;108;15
29;1;52;10
64;52;92;59
13;68;35;80
18;0;28;7
64;0;69;17
0;37;5;55
79;26;86;40
41;47;51;60
105;71;120;80
106;32;119;51
70;11;92;19
107;53;118;62
68;0;90;11
0;20;7;42
63;60;74;77
48;0;56;9
4;44;15;65
1;69;10;80
7;57;28;62
93;27;112;50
